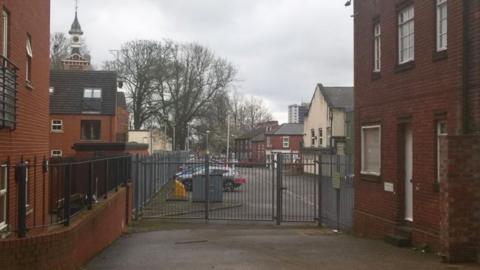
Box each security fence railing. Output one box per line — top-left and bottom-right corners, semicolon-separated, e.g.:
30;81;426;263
7;155;131;238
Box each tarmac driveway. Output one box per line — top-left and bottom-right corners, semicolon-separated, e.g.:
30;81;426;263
86;221;477;270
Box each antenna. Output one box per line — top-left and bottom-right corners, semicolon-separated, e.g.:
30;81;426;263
75;0;78;14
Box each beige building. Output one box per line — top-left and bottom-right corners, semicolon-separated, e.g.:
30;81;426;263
128;129;172;154
302;84;353;173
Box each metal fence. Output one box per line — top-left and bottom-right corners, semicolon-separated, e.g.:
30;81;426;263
131;151;189;218
131;152;353;228
11;155;131;237
319;154;354;230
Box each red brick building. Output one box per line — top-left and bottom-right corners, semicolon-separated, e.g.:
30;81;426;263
354;0;480;262
49;12;129;159
0;0;50;234
265;123;303;163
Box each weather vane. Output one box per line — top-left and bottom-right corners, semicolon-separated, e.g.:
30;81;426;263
75;0;78;13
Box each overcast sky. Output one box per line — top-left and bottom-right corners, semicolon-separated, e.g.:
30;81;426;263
51;0;354;123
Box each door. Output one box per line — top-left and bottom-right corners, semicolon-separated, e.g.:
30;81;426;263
404;126;413;222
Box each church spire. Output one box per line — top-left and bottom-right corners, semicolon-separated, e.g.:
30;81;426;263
62;0;90;71
69;0;83;35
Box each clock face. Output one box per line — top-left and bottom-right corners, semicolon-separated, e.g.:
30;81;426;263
73;36;80;43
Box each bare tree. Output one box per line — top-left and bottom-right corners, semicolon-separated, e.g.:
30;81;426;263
104;40;167;130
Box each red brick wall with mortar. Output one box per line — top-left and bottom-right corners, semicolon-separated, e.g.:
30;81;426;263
50;114;117;158
266;135;303;153
353;0;465;249
0;0;50;234
0;185;132;270
439;136;480;263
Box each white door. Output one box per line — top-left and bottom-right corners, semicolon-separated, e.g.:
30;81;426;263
404;126;413;222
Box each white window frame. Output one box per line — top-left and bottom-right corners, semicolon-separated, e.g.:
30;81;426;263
26;35;33;82
83;88;102;99
373;23;381;72
51;150;63;158
51;119;63;132
436;121;447;182
2;10;8;58
0;164;7;230
436;0;448;51
398;5;415;64
361;125;382;176
283;136;290;149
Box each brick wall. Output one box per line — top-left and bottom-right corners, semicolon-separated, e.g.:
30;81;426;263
116;106;129;142
50;114;117;157
353;0;465;248
0;0;50;234
439;136;480;263
0;185;132;270
266;135;302;153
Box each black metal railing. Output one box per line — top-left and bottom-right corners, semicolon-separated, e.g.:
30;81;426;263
0;56;18;129
12;155;131;238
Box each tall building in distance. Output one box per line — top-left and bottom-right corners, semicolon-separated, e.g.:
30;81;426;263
288;103;309;124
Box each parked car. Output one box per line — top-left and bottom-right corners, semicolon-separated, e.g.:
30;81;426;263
176;166;246;192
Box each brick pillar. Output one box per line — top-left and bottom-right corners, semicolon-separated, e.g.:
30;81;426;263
439;135;480;263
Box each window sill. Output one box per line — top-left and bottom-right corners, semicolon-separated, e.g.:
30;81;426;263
395;61;415;73
371;71;381;81
433;50;448;62
360;173;382;182
25;81;34;90
51;130;64;133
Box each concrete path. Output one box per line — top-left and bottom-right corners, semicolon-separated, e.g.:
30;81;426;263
86;221;478;270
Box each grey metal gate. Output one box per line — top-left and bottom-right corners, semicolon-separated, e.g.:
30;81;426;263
132;152;354;229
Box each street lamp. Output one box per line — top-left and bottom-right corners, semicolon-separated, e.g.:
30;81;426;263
206;130;210;155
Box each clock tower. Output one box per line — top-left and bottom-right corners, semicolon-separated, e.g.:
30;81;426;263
62;0;90;71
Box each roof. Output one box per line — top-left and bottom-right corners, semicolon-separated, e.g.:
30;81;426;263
69;12;83;35
269;123;304;136
117;92;127;110
50;70;118;115
318;84;353;111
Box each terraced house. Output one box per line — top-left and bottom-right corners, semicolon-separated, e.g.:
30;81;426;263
354;0;480;262
0;0;50;236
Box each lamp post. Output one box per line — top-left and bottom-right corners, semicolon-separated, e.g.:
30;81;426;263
226;115;230;164
206;130;210;155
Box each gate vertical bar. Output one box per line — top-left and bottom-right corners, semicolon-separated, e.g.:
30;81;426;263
134;154;140;220
276;154;283;225
271;157;276;221
64;164;72;226
205;154;210;220
87;162;93;210
318;154;323;226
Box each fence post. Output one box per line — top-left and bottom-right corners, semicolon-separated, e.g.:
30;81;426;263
336;155;341;231
276;154;283;225
87;162;93;210
205;154;210;220
134;154;140;220
16;162;27;237
64;164;71;226
104;159;109;199
318;154;323;227
271;156;276;221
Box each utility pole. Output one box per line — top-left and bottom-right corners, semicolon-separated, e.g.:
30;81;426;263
226;115;230;165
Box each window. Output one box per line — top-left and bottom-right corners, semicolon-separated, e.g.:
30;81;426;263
266;136;272;148
81;120;101;140
361;125;381;176
0;52;17;129
318;128;323;146
398;6;415;64
436;0;447;51
26;35;32;82
311;129;316;146
283;136;289;149
51;150;63;158
25;162;29;208
83;88;102;99
0;164;7;230
373;23;381;72
2;10;8;58
436;121;447;182
51;120;63;132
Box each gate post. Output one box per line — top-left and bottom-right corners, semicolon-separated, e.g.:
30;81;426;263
204;154;210;220
317;154;323;227
276;154;283;225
